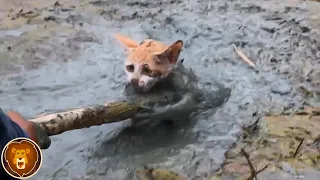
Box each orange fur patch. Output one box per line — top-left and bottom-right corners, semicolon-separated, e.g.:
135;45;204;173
115;34;183;76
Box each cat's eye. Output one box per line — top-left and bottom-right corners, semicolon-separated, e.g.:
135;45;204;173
126;65;134;72
142;65;161;77
142;65;152;75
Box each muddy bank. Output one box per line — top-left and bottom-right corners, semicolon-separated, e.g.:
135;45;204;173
216;106;320;180
0;0;319;180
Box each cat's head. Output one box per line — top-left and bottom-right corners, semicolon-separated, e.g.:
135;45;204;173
115;34;183;92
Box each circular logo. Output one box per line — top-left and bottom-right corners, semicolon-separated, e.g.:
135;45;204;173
1;137;42;179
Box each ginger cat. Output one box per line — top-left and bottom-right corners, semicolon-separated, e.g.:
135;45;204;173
115;34;183;92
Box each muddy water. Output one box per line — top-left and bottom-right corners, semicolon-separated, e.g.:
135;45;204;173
0;0;319;179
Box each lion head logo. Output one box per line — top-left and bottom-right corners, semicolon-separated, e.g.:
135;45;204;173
12;147;31;169
1;138;42;178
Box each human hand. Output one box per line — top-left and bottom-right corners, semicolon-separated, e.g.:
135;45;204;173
7;111;51;149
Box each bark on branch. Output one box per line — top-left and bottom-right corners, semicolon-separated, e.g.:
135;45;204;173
28;100;143;136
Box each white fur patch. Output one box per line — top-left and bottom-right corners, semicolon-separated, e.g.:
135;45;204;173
125;63;160;91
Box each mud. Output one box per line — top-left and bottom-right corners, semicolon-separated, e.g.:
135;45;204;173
0;0;319;179
218;106;320;180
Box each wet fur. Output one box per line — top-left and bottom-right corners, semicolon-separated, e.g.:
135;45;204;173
114;34;230;128
115;34;183;92
125;60;200;127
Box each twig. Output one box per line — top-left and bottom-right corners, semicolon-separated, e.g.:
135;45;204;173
256;164;269;174
293;138;304;158
313;134;320;145
233;44;256;67
241;148;270;180
241;148;258;180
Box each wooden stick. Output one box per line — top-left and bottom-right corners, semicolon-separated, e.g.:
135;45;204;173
29;101;144;136
233;44;256;67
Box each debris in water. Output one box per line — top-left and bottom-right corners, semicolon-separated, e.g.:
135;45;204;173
44;16;57;21
232;44;256;68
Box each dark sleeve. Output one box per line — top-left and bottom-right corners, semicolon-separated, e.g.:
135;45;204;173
0;108;29;180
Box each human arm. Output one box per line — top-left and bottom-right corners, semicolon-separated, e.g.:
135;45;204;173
0;109;51;150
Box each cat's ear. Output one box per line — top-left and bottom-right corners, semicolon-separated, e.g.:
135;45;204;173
115;34;139;50
153;40;183;64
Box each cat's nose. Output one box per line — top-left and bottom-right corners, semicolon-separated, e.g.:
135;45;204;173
131;78;139;86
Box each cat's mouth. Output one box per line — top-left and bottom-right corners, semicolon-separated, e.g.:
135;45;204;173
132;85;152;93
130;82;154;93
